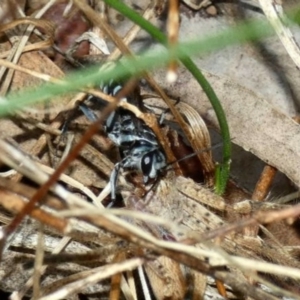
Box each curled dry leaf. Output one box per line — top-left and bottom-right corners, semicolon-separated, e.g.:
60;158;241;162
143;91;214;184
176;101;214;185
153;68;300;188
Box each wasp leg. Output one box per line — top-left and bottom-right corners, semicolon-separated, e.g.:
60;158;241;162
107;161;122;207
79;103;98;122
158;97;181;125
59;102;98;139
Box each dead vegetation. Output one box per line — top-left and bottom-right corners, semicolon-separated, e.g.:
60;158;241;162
1;0;300;299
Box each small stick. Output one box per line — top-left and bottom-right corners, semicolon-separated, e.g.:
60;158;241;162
216;279;228;299
243;164;277;236
166;0;179;83
252;165;277;202
0;189;68;233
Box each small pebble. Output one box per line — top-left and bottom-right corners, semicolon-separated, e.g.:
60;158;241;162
206;5;217;16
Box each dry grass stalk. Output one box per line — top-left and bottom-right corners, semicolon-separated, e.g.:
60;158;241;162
1;1;300;299
1;140;300;299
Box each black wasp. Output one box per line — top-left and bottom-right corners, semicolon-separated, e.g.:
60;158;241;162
78;80;167;201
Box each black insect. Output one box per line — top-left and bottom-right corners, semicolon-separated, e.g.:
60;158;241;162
79;80;167;201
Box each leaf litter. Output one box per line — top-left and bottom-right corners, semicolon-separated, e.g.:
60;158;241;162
0;0;300;299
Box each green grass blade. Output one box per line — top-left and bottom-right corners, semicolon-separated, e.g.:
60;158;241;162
3;18;275;116
3;4;295;192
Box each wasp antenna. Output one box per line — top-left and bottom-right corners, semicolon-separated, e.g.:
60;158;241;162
164;140;233;170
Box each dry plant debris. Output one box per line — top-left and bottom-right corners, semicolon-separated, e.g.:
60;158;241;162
0;0;300;300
